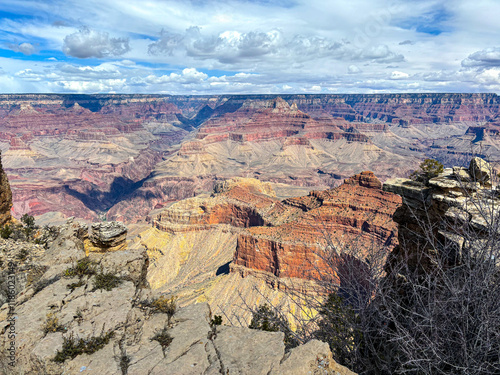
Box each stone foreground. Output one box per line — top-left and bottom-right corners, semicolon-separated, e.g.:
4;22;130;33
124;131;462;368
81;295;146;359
0;217;355;374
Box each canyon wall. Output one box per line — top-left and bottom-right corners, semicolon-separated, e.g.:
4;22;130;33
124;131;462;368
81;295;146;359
149;173;400;290
2;93;500;223
0;152;12;226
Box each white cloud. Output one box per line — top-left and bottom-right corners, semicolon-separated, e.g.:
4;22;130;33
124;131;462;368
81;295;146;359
63;27;130;58
348;65;362;74
462;47;500;68
390;71;409;80
147;26;404;67
1;0;500;93
9;42;36;55
135;68;208;85
50;79;127;93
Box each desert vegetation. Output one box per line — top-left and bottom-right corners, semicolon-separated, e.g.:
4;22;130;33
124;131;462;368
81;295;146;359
53;330;114;363
0;213;38;242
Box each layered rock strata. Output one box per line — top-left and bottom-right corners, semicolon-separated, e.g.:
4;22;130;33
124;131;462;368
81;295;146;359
151;174;401;290
233;171;401;282
119;96;415;222
86;221;128;253
383;157;497;273
0;152;12;226
4;93;500;223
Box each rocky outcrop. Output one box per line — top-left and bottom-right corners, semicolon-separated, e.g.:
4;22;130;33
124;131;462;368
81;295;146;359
383;157;496;273
151;175;400;287
0;152;12;227
86;221;128;253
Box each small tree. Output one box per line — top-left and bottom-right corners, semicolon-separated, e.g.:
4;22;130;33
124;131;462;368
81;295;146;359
313;293;361;369
21;213;37;237
249;304;298;349
410;158;444;184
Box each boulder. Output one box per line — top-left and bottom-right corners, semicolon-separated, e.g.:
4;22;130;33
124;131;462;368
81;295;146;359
87;221;128;252
469;157;491;185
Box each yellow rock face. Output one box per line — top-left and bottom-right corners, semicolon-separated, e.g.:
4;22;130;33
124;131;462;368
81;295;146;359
132;226;237;290
83;238;127;255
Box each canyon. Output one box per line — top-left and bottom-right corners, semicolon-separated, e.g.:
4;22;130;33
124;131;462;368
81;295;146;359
1;93;500;223
2;91;500;373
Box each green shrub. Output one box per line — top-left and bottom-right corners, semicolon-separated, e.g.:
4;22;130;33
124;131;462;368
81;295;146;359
42;312;65;335
53;331;114;363
249;304;298;349
249;304;283;332
64;257;97;278
210;315;223;328
93;271;121;291
21;213;37;237
0;225;12;239
151;295;177;325
410;158;444;184
314;293;360;368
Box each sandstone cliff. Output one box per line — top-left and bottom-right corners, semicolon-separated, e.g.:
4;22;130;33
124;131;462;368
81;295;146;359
233;171;401;281
0;152;12;226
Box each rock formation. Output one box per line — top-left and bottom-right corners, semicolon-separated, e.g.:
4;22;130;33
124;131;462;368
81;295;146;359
233;171;401;282
0;152;12;226
383;157;496;274
0;215;355;375
86;221;128;253
3;93;500;224
134;174;400;325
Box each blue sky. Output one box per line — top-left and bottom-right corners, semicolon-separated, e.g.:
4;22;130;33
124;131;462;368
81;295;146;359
0;0;499;94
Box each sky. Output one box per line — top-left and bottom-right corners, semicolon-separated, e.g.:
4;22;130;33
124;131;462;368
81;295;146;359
0;0;500;94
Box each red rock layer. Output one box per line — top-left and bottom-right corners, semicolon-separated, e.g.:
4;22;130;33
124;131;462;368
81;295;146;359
153;173;401;283
233;172;401;280
196;97;360;144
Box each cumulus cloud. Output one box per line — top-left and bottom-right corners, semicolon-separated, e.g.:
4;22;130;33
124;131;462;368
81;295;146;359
462;47;500;68
134;68;208;85
63;27;130;58
9;42;36;55
148;26;404;66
